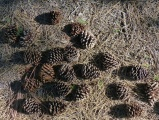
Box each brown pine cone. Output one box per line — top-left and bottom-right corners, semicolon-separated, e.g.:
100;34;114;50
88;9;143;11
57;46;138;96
4;25;18;43
120;65;149;80
64;45;80;62
81;64;100;79
22;98;43;115
46;48;64;64
58;64;76;82
99;52;118;71
125;103;142;117
106;82;129;100
79;30;97;49
42;82;71;98
18;29;33;47
22;65;43;92
23;78;43;92
23;46;42;64
66;84;90;101
43;101;66;116
69;22;86;36
145;82;159;106
38;63;55;83
50;10;62;25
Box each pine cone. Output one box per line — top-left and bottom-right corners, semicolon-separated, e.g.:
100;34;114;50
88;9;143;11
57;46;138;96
23;47;42;64
99;52;118;70
18;30;33;47
145;82;159;106
42;82;71;97
23;78;43;92
38;63;55;83
22;98;43;115
81;64;100;79
125;103;142;117
50;10;62;25
58;64;76;82
43;101;66;115
120;66;149;80
79;30;97;49
64;45;80;62
4;25;18;43
66;84;90;101
69;22;86;36
46;48;64;64
106;83;129;100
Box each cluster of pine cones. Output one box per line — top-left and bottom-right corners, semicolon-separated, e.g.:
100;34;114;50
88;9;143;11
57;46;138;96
4;24;33;47
4;10;156;118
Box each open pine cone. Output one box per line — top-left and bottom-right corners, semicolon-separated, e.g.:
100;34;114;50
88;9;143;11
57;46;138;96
38;63;55;83
4;25;18;43
22;65;43;92
43;101;66;116
50;10;62;25
120;65;149;80
4;25;33;47
64;45;80;62
68;22;86;36
98;52;118;71
58;64;76;82
46;48;64;64
66;84;90;101
106;82;129;100
18;29;33;47
23;78;43;92
144;82;159;106
22;98;43;115
125;103;142;117
42;82;71;98
81;64;100;79
23;46;42;64
79;30;97;49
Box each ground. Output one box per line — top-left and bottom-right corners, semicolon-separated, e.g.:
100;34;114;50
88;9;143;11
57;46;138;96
0;0;159;120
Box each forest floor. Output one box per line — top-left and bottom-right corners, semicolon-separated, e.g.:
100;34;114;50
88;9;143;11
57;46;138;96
0;0;159;120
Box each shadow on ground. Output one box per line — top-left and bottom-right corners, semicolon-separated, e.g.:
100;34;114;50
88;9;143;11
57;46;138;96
70;35;83;49
0;28;7;44
154;102;159;115
90;53;104;71
132;83;148;103
62;24;73;37
34;13;52;25
73;64;83;78
10;99;25;113
10;80;26;94
105;83;119;100
10;51;24;64
109;104;127;118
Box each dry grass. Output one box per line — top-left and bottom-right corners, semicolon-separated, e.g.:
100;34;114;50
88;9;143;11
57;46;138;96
0;0;159;120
